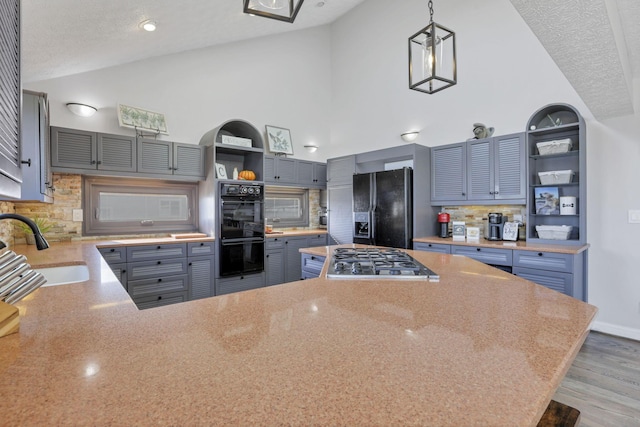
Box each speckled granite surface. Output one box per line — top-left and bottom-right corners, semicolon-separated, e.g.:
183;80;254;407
0;241;596;426
413;236;589;254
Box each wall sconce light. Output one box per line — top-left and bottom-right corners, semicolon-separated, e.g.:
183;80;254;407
139;20;157;32
408;0;457;94
66;103;97;117
304;144;318;153
401;131;420;142
243;0;304;23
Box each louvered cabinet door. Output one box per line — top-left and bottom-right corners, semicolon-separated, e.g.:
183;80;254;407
137;138;173;175
467;138;494;201
97;133;136;172
494;133;525;200
431;143;466;203
51;127;97;169
173;142;204;178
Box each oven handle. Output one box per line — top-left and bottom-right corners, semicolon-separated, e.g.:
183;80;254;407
220;238;265;245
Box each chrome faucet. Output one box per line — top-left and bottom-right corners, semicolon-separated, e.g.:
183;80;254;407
0;213;50;250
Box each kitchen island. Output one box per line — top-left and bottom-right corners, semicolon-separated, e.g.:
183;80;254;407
0;242;596;426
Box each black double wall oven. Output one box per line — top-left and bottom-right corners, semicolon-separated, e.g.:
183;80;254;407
218;183;265;277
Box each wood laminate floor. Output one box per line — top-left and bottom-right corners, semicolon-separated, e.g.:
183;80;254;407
553;331;640;427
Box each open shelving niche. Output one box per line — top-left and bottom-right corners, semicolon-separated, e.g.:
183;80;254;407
526;103;586;245
199;119;265;182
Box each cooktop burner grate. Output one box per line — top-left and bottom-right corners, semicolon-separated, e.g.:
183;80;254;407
326;248;439;281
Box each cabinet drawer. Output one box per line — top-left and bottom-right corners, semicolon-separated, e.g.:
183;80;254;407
98;247;127;264
127;258;188;280
451;245;512;266
513;250;573;273
188;241;215;257
216;273;264;296
134;291;188;310
266;237;285;250
126;243;187;261
513;267;573;296
414;242;451;254
308;234;327;247
301;254;326;276
128;274;189;298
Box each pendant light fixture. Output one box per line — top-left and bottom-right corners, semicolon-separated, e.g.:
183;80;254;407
408;0;457;94
243;0;304;23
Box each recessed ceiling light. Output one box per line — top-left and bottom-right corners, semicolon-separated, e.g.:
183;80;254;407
139;20;157;32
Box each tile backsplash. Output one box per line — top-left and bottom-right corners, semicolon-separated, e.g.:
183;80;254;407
440;205;527;234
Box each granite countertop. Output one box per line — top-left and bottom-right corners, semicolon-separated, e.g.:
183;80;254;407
0;241;596;426
265;228;327;238
413;236;589;254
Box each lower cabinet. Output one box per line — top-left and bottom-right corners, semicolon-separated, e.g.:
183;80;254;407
266;234;328;286
414;242;586;300
99;241;215;309
301;253;326;279
216;273;264;296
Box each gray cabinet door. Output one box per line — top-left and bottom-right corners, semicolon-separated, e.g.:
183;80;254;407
137;138;173;175
297;160;314;186
98;246;127;264
494;133;525;200
467;138;493;201
414;242;451;254
265;250;285;286
285;237;307;283
19;92;53;202
128;274;189;298
126;243;187;261
276;157;297;183
97;133;136;172
512;250;573;273
51;127;97;169
313;163;327;187
450;245;513;266
327;155;356;187
127;258;188;281
189;256;214;300
512;267;573;296
328;185;353;245
301;253;325;279
263;155;277;183
134;291;188;310
431;143;466;202
174;142;205;178
308;234;327;247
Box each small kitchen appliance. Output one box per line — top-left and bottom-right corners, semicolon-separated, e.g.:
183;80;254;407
326;248;439;281
437;212;450;238
485;213;507;241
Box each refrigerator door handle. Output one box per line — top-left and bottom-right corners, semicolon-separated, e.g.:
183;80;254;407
370;209;376;245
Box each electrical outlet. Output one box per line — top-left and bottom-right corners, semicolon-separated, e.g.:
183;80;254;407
629;210;640;224
72;209;83;222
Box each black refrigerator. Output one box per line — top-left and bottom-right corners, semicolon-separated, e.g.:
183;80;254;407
352;167;413;249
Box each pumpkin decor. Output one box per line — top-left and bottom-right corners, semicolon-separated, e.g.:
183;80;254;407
238;170;256;181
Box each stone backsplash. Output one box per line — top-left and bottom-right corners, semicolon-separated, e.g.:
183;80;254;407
440;205;527;235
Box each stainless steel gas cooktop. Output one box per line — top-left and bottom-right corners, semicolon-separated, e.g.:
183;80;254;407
326;248;439;281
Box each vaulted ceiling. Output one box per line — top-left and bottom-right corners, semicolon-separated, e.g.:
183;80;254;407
22;0;639;120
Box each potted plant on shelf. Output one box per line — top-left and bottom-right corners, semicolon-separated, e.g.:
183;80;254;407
16;216;53;245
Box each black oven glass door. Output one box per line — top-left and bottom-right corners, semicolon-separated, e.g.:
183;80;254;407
220;199;264;239
219;238;265;277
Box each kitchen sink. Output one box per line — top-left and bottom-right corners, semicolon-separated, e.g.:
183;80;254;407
37;264;90;287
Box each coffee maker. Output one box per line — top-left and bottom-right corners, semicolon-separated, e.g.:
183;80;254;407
437;212;450;238
485;213;507;241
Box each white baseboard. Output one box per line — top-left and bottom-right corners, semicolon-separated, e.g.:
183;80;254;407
591;321;640;341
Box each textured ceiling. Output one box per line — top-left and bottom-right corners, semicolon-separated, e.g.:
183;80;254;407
509;0;639;120
22;0;639;120
21;0;366;83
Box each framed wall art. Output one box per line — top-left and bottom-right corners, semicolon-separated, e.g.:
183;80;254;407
265;125;294;155
117;104;169;135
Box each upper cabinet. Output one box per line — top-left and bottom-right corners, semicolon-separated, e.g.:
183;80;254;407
525;104;586;245
50;127;204;181
0;0;21;199
297;160;326;188
431;133;526;205
18;91;53;202
264;156;326;188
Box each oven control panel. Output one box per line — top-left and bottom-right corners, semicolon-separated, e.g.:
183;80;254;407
220;183;263;197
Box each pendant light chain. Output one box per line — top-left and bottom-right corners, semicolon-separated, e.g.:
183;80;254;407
428;0;434;23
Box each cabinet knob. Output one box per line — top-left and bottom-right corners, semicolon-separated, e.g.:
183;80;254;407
189;262;192;266
97;160;102;165
200;242;204;246
311;256;315;260
495;191;499;195
110;248;115;252
157;261;162;265
538;252;543;257
266;254;269;258
158;278;162;282
428;244;433;247
157;246;161;249
476;248;481;252
462;192;466;196
158;295;162;300
91;160;96;165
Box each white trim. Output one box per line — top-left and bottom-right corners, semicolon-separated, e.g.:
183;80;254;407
591;321;640;341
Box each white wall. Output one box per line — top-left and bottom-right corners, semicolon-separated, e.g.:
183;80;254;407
25;26;332;162
25;0;640;339
328;0;640;339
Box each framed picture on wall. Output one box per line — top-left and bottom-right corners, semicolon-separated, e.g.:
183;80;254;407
265;125;294;155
